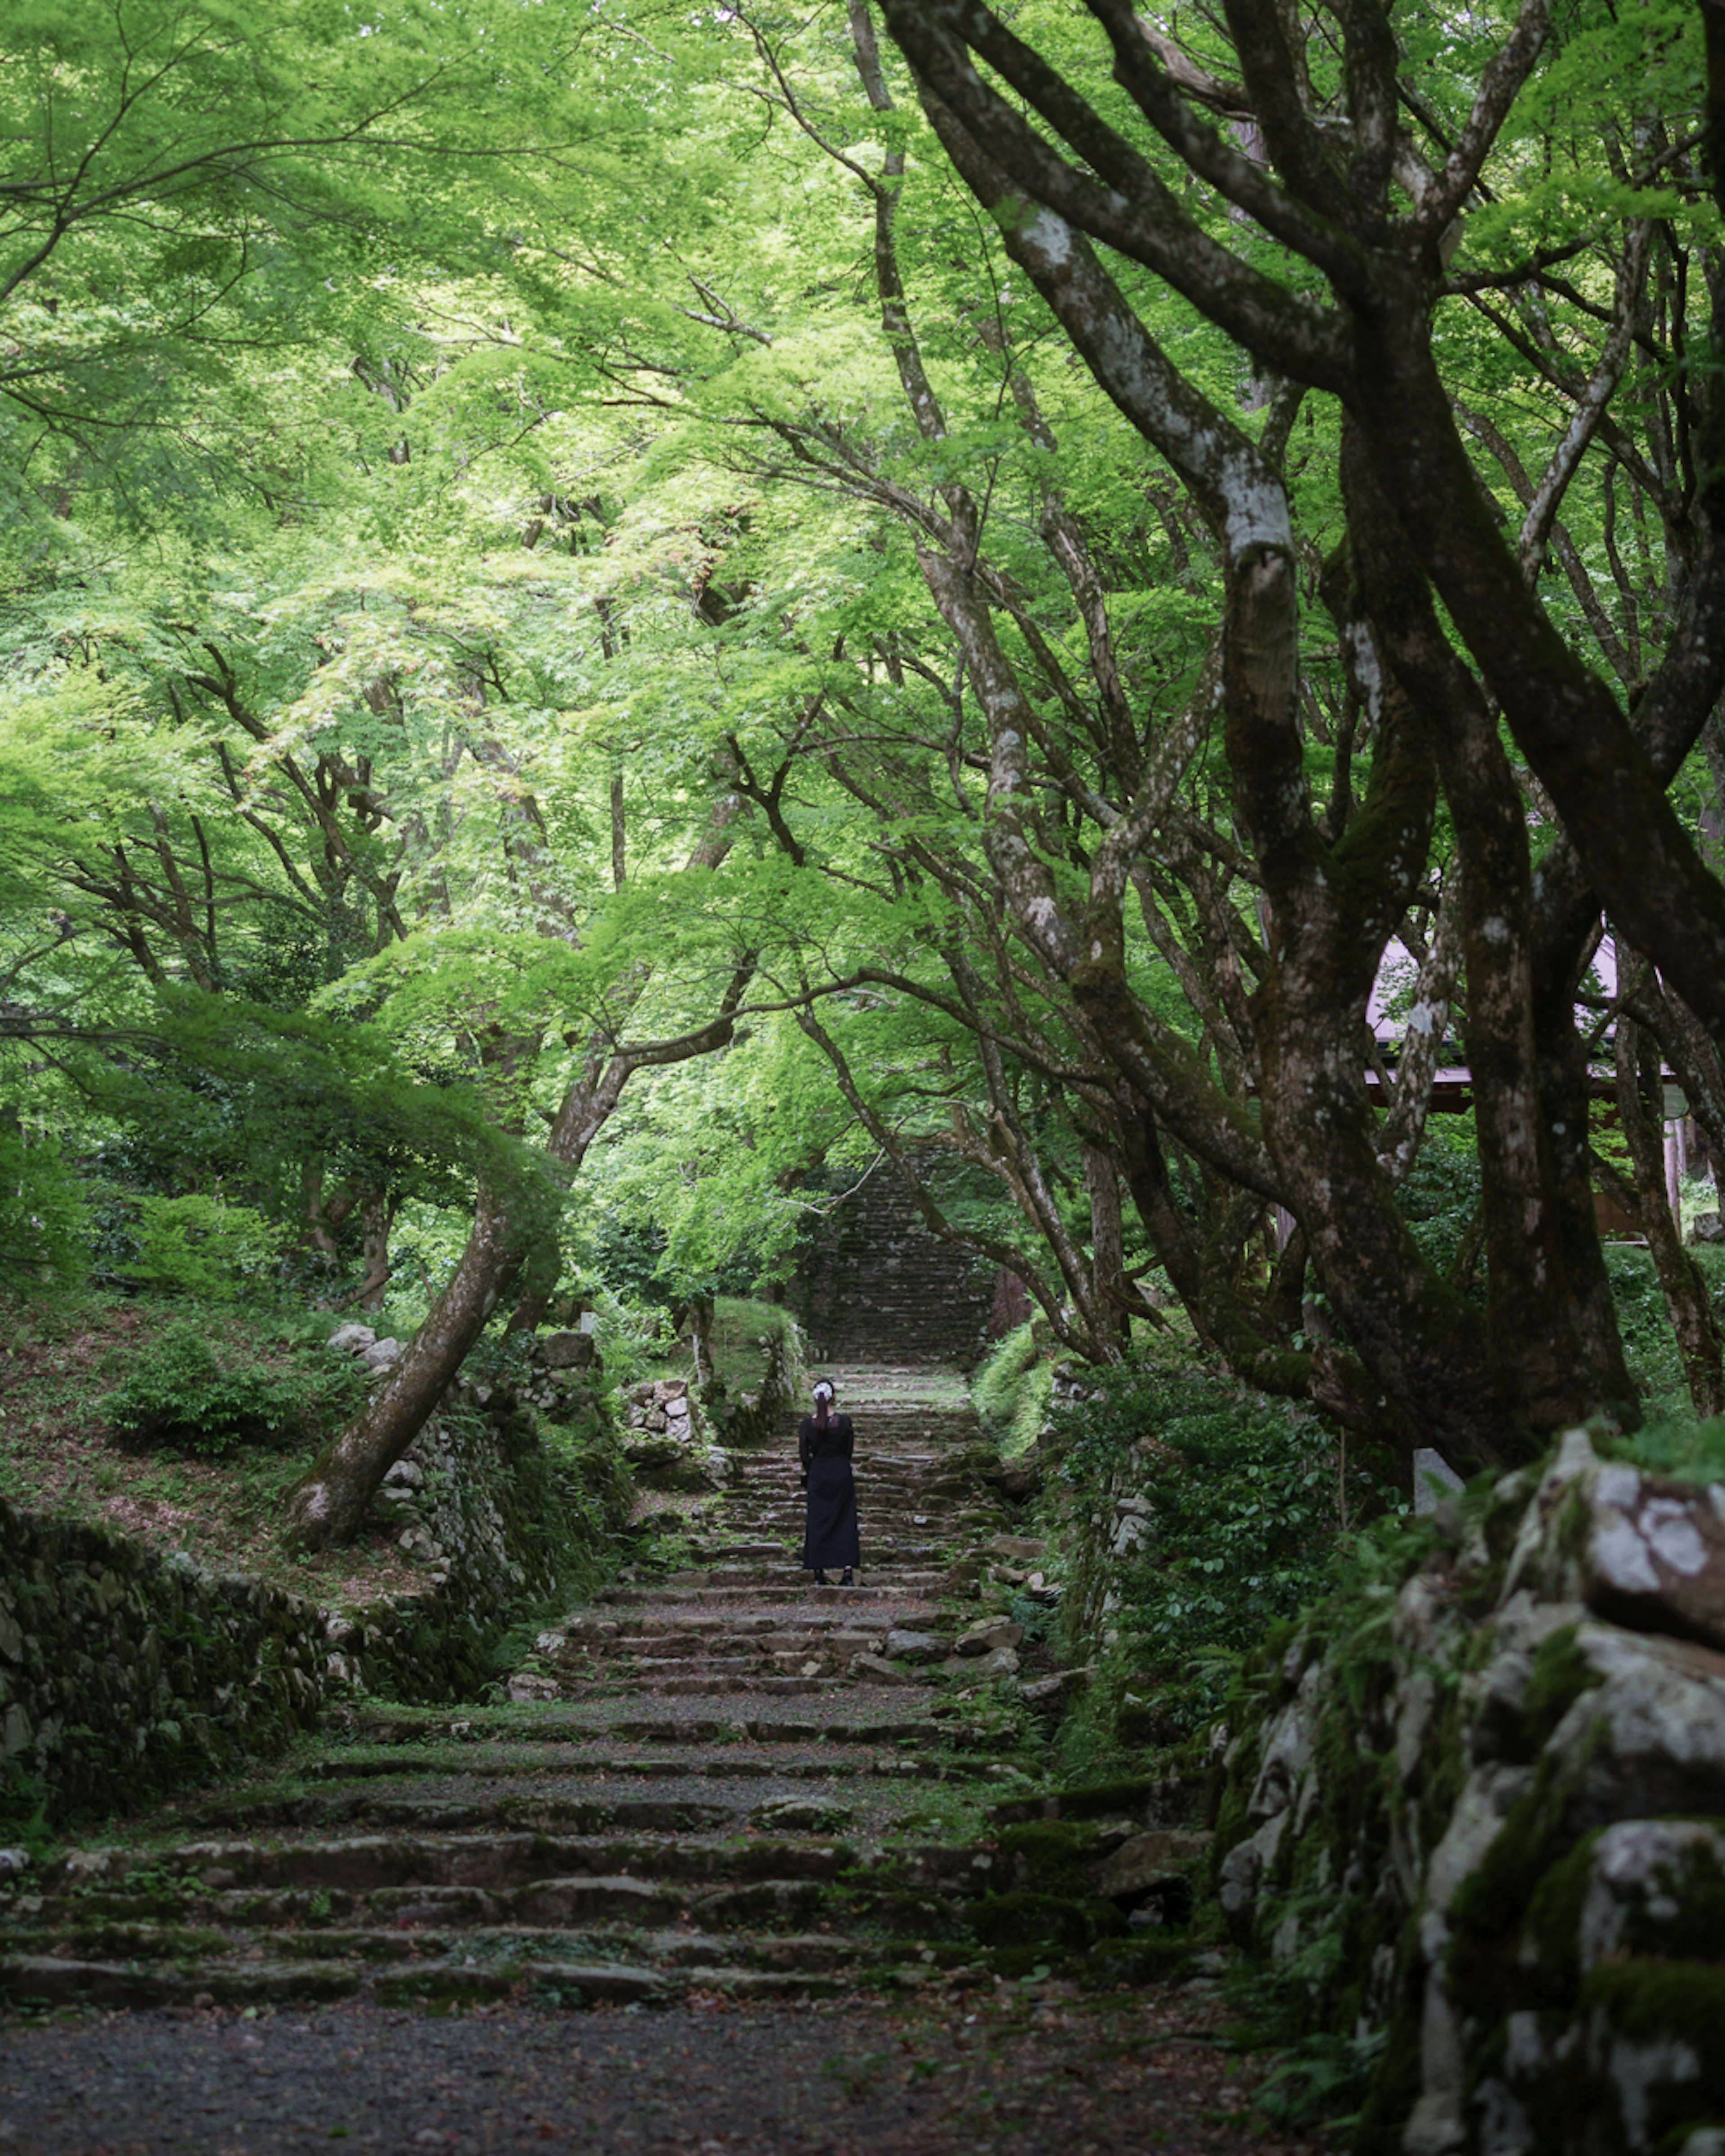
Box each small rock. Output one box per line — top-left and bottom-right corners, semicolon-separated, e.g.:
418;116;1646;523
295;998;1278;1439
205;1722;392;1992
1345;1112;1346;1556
750;1799;852;1831
1579;1464;1725;1652
979;1645;1021;1680
986;1535;1047;1563
327;1322;376;1354
362;1338;404;1372
1413;1447;1465;1514
0;1848;31;1880
955;1618;1025;1657
1093;1829;1213;1899
537;1331;597;1370
1021;1668;1092;1709
506;1672;561;1704
885;1629;941;1663
853;1652;916;1686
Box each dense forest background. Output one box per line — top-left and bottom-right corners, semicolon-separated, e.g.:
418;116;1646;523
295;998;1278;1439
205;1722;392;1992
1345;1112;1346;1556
7;0;1725;1549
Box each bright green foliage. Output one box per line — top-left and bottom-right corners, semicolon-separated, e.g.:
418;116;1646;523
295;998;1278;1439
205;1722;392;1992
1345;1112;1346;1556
101;1191;283;1301
0;1126;88;1290
973;1324;1052;1458
1608;1410;1725;1484
100;1317;368;1457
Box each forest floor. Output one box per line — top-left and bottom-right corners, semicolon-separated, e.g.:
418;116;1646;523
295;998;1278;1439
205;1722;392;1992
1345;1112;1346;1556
0;1297;417;1607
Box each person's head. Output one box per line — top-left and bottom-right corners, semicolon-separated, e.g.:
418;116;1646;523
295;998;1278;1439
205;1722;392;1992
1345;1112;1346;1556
812;1378;836;1428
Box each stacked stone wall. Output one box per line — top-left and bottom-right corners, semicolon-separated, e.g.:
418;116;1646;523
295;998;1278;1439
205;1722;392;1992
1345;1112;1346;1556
0;1378;629;1834
1212;1431;1725;2155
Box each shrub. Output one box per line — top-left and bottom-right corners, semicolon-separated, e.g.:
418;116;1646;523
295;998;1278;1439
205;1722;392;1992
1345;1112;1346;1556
1051;1361;1391;1731
101;1190;285;1302
101;1319;368;1457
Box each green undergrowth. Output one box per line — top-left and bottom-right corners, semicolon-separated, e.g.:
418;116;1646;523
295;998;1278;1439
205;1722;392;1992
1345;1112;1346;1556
1603;1241;1725;1422
1034;1358;1397;1751
102;1314;370;1457
638;1296;802;1396
1605;1409;1725;1483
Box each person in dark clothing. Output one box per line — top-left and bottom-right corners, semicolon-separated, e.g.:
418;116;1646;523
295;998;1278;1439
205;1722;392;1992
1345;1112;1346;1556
799;1378;859;1586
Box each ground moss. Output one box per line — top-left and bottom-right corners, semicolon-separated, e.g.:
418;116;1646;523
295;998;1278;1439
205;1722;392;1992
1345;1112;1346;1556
994;1820;1101;1897
372;1966;522;2006
965;1891;1126;1950
1447;1748;1577;1945
1620;1832;1725;1962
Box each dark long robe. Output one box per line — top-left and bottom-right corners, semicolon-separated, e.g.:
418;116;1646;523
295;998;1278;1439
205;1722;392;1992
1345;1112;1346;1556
799;1412;860;1571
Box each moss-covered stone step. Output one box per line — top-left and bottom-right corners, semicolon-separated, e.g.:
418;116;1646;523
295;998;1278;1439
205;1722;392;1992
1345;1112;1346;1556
284;1746;1012;1784
136;1792;740;1836
13;1863;984;1942
643;1568;951;1592
0;1918;967;1982
604;1714;937;1745
548;1608;948;1643
599;1582;951;1606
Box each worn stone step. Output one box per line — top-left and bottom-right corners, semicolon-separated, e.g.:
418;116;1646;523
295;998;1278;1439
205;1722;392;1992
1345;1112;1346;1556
287;1749;1015;1786
554;1609;942;1644
146;1794;739;1837
602;1581;950;1606
655;1567;948;1590
43;1832;871;1898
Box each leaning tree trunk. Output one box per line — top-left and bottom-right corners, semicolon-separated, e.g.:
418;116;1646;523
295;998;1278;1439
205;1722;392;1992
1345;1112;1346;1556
283;1185;522;1549
283;978;748;1547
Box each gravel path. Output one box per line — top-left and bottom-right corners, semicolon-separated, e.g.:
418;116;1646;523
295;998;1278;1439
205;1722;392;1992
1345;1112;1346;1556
0;1994;1294;2155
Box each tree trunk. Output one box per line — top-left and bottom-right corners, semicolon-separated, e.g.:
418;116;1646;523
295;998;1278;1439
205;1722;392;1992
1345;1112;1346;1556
283;1184;521;1548
1082;1141;1126;1355
357;1189;396;1312
1341;430;1597;1429
1616;1009;1725;1417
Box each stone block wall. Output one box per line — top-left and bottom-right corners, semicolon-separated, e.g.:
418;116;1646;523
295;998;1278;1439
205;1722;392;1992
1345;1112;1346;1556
0;1502;326;1832
703;1316;805;1448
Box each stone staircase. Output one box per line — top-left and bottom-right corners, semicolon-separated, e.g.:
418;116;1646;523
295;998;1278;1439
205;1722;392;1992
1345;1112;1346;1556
795;1174;996;1365
0;1364;1141;2012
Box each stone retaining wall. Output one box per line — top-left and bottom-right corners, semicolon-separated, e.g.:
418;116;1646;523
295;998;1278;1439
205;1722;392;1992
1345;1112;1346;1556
0;1501;326;1833
1211;1431;1725;2155
703;1317;805;1448
0;1384;631;1834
